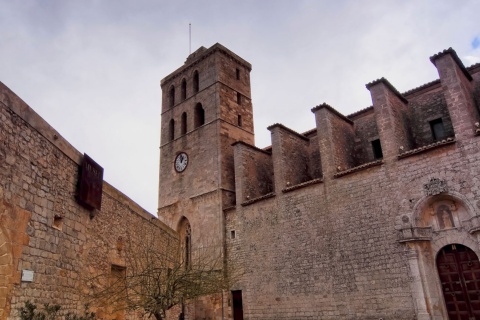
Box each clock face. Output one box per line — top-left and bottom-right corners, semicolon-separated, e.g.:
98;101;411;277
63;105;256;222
174;152;188;172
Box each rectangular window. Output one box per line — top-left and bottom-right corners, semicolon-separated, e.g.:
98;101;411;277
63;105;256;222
371;139;383;159
109;265;126;318
430;118;446;141
237;92;242;104
236;68;240;80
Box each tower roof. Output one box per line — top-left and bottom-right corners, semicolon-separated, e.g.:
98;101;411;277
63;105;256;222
160;43;252;86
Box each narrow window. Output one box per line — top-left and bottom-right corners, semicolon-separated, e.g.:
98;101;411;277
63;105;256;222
181;112;187;135
193;70;199;93
430;118;446;141
237;92;241;104
169;119;175;141
169;85;175;108
231;230;236;239
180;220;192;269
53;214;63;230
181;78;187;101
185;225;191;268
371;139;383;159
237;115;242;127
110;265;126;283
109;265;126;318
194;103;205;128
236;68;240;80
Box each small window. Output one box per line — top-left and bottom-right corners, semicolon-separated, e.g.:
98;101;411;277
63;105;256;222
231;230;236;239
53;214;63;230
169;85;175;108
181;78;187;101
236;68;240;80
110;265;126;287
430;118;446;141
169;119;175;141
181;112;187;135
371;139;383;159
237;115;242;127
237;92;241;104
193;70;199;93
109;265;126;317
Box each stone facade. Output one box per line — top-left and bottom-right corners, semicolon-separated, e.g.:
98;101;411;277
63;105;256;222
158;44;480;320
3;42;480;320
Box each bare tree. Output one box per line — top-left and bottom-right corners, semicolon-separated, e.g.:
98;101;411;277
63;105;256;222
85;227;240;320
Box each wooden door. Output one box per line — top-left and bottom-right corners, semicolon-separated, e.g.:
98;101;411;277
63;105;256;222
437;244;480;320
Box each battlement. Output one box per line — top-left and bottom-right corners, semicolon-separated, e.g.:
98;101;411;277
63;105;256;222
232;47;480;205
161;43;252;87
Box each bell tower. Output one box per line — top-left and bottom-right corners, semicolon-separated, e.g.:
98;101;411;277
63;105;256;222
157;43;254;250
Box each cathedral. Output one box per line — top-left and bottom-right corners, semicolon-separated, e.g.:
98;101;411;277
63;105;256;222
157;43;480;320
1;42;480;320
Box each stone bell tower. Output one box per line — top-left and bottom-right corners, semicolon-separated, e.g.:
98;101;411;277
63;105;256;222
157;43;254;252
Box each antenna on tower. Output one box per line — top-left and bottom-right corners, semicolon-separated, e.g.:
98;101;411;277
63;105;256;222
189;23;191;54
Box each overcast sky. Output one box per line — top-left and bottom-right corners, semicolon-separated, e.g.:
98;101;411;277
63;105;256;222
1;0;479;215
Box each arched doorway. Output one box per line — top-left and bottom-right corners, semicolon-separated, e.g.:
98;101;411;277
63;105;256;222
437;244;480;319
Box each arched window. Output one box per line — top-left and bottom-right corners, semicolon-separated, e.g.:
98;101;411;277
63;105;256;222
169;119;175;141
193;70;199;93
181;112;187;135
185;223;191;268
169;85;175;108
181;78;187;101
178;218;192;269
194;103;205;128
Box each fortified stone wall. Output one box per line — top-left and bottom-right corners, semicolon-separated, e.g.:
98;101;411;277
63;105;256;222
0;81;178;319
226;49;480;319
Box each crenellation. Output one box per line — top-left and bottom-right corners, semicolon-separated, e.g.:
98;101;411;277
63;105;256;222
268;124;314;191
350;109;380;164
431;48;478;140
311;103;356;177
233;141;273;204
368;78;411;160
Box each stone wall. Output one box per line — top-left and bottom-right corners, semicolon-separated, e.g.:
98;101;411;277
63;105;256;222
226;49;480;320
0;81;178;319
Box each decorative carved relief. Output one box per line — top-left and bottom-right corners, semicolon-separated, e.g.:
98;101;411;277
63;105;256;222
424;177;448;196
